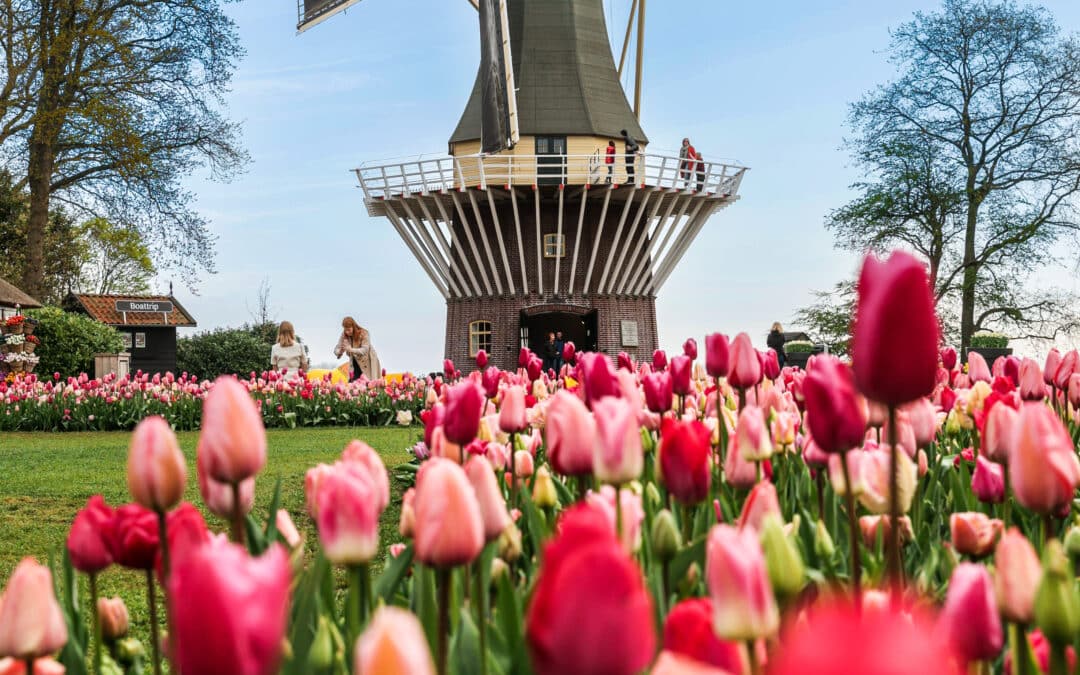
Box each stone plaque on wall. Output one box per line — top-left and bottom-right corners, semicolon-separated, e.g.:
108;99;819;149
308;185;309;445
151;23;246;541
620;320;639;347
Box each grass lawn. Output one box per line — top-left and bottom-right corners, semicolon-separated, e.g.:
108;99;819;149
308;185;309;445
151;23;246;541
0;426;417;664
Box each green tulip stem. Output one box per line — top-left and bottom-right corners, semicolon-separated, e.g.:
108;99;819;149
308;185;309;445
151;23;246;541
90;572;102;675
473;559;489;675
840;450;862;609
815;471;825;521
1044;513;1054;549
24;659;34;675
146;570;163;675
346;563;372;651
230;482;246;545
155;508;171;581
615;484;624;544
661;559;671;616
746;640;760;675
436;567;452;675
1013;623;1033;675
737;387;746;414
509;432;518;505
577;476;588;502
682;503;693;545
755;460;762;484
886;405;902;608
1051;640;1069;675
1003;464;1012;528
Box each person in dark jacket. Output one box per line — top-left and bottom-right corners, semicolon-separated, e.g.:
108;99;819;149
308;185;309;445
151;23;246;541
767;322;787;368
543;332;558;372
554;331;565;373
621;129;639;183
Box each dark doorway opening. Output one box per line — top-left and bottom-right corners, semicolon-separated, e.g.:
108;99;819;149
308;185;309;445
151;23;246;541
520;310;597;357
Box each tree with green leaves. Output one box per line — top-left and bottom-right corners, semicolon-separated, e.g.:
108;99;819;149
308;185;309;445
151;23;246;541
0;0;247;299
824;0;1080;351
78;217;155;295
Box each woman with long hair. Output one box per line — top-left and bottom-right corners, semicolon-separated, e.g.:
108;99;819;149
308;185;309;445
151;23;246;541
334;316;381;382
767;321;787;369
270;321;308;379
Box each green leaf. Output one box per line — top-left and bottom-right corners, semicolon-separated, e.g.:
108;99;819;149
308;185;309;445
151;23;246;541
374;544;415;602
519;490;549;562
450;609;483;675
494;572;528;675
668;534;706;588
245;513;268;556
285;553;331;675
552;476;574;508
263;479;283;546
413;565;439;655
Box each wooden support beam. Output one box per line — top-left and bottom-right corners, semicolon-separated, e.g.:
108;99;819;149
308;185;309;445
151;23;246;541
628;197;703;296
432;195;483;296
534;188;543;296
567;186;590;296
384;203;449;298
485;189;517;294
509;187;530;295
581;186;614;294
552;187;566;295
469;190;504;294
399;198;462;297
597;186;639;294
450;191;495;296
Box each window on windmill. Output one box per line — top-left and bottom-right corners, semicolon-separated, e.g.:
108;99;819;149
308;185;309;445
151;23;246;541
543;234;566;258
469;320;492;357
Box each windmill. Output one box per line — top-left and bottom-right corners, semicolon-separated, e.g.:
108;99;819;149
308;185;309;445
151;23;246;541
301;0;748;370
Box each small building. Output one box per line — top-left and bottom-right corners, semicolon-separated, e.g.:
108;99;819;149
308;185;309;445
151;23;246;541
64;293;196;375
0;277;42;320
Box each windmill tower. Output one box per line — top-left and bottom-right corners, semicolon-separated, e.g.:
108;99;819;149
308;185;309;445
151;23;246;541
332;0;747;371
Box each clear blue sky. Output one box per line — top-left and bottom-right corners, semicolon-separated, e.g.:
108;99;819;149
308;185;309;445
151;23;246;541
177;0;1080;371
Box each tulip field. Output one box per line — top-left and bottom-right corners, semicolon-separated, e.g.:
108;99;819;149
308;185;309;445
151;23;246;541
4;249;1080;674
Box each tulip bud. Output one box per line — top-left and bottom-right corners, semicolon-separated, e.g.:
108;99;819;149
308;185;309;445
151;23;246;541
706;524;779;641
498;523;522;562
127;416;187;512
200;376;267;483
760;515;804;600
652;510;682;563
464;457;512;542
813;519;835;560
116;637;145;663
354;607;436;675
97;597;129;641
307;616;336;671
1035;540;1080;646
938;563;1004;664
399;488;416;539
645;482;662;509
490;557;510;585
532;466;558;509
1065;526;1080;563
705;333;730;378
995;528;1043;624
0;558;68;660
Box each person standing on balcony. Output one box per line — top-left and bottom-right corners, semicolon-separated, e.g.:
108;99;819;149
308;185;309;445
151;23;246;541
695;152;706;192
767;322;787;369
679;138;697;189
605;140;616;183
621;129;639;183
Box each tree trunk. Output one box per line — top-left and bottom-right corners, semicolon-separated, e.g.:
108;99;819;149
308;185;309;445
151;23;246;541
960;201;979;356
22;139;53;299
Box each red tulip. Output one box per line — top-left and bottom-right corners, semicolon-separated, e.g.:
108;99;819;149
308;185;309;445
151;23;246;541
545;390;596;476
315;467;382;565
802;356;866;453
67;495;114;574
443;381;484;445
580;353;621;408
354;606;436;675
938;563;1003;664
475;350;488;370
168;538;291;675
1005;629;1077;675
670;355;692;396
995;528;1042;624
950;512;1003;557
592;396;643;484
706;524;778;640
160;502;210;576
200;376;267;484
618;352;635;372
1009;402;1080;514
653;349;668;372
768;599;958;675
658;417;712;505
705;333;730;378
736;481;780;533
763;349;780;381
518;347;530;369
197;440;254;520
421;403;445;448
941;346;958;371
499;385;528;433
0;559;68;660
465;456;511;542
967;351;992;384
1055;350;1078;390
970;456;1005;504
526;503;656;675
727;333;762;389
562;341;576;364
110;504;159;570
852;251;939;405
0;657;66;674
527;356;544;381
127;416;187;512
413;458;484;567
940;387;957;413
683;338;698;361
643;371;674;414
662;598;743;673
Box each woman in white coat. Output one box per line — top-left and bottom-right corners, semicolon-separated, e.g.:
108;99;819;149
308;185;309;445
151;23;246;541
270;321;308;379
333;316;381;382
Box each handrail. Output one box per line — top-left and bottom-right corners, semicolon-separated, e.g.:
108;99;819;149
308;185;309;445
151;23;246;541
353;152;748;201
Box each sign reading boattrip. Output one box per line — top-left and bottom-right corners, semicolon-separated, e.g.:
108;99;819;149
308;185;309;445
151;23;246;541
115;300;173;314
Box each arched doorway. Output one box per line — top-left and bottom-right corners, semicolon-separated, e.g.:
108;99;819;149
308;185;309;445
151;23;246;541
519;303;598;356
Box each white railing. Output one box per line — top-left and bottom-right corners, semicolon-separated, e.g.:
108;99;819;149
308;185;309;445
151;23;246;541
353;152;748;201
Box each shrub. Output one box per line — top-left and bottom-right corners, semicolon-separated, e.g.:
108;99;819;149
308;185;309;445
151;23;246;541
785;340;816;353
177;327;271;380
26;306;124;377
970;332;1009;349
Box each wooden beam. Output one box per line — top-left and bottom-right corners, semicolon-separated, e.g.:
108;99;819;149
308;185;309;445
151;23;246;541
432;195;484;297
628;197;703;296
567;187;590;296
597;187;639;294
509;187;529;295
485;189;517;294
450;191;495;296
534;188;544;296
469;190;504;294
615;189;674;295
552;187;566;295
617;0;639;77
652;203;723;292
398;198;462;297
417;196;472;297
581;186;614;294
384;203;449;299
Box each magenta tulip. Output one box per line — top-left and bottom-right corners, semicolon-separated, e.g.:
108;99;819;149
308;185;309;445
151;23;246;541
941;346;958;371
475;350;488;370
670;355;692;396
683;338;698;360
802;356;867;453
938;563;1003;665
971;456;1004;504
1009;402;1080;514
727;333;762;389
66;495;114;574
653;349;668;372
705;333;730;379
315;467;382;565
643;371;674;414
443;380;484;445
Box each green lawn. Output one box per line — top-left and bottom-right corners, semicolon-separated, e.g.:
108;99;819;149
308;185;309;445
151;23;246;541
0;426;417;664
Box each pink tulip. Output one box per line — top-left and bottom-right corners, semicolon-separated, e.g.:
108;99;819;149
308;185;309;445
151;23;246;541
127;415;187;512
444;381;484;445
982;402;1018;464
197;440;254;520
851;251;939;405
1069;373;1080;411
562;341;576;364
592;396;643;484
545;391;596;477
168;538;291;675
413;458;484;567
499;385;528;433
802;356;866;453
737;481;781;533
1055;350;1078;390
643;371;674;414
994;527;1041;624
802;436;829;468
466;456;511;542
724;433;759;490
763;349;781;381
0;657;66;675
340;440;390;512
1009;402;1080;514
881;412;916;458
950;512;1003;557
649;650;734;675
1019;358;1045;401
967;351;991;384
275;510;302;550
481;367;500;399
670;355;692;396
97;596;129;640
727;333;762;389
705;333;730;378
971;456;1004;504
903;398;937;448
579;353;621;409
653;349;668;372
938;563;1003;664
734;406;772;462
200;376;267;484
586;485;646;552
475;349;488;370
399;488;416;538
354;606;436;675
1045;349;1063;386
315;467;382;565
617;351;635;372
513;450;534;481
705;524;779;641
858;515;913;549
0;559;68;660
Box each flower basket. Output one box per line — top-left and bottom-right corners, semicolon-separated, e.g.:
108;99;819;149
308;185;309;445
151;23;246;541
23;342;35;354
8;322;23;335
22;320;36;336
10;359;24;373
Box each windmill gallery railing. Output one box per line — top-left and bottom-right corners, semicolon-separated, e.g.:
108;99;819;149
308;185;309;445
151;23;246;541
353;151;748;201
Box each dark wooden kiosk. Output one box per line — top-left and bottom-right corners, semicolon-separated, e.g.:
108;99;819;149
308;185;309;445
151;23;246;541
65;294;196;375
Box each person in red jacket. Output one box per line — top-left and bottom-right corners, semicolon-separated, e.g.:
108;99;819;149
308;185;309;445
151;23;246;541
605;140;616;183
679;138;697;189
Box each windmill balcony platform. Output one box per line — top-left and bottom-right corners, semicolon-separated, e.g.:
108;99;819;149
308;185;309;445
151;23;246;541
354;151;748;210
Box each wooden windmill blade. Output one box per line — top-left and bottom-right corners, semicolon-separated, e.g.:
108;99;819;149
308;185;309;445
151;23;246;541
477;0;520;152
